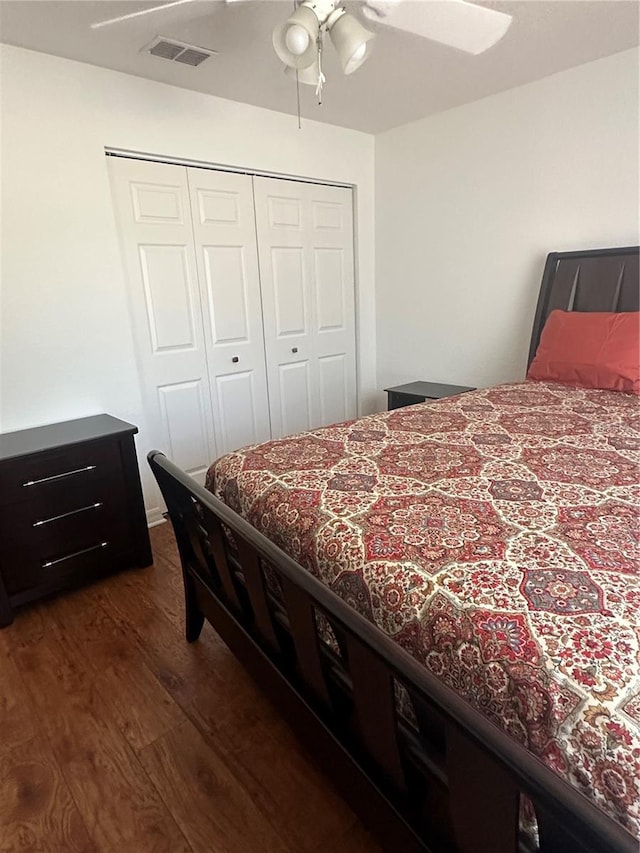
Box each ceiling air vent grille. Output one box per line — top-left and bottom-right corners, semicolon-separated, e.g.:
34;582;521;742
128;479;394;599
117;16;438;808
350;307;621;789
144;37;216;67
175;48;210;67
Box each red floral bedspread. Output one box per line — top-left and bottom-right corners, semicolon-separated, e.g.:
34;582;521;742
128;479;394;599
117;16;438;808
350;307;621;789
207;381;640;836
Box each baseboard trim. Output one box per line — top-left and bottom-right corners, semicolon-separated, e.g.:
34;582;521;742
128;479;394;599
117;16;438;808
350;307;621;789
146;507;166;527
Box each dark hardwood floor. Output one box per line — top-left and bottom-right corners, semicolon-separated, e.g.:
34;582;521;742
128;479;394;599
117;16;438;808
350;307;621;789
0;522;381;853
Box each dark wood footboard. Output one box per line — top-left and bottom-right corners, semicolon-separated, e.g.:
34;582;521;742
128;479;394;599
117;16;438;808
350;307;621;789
148;450;636;853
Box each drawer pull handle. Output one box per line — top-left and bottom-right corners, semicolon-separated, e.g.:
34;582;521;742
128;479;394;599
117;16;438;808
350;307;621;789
42;541;108;569
23;465;97;487
33;502;103;528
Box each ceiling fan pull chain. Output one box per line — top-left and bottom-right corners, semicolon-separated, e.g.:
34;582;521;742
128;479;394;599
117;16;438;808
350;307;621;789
296;70;302;129
292;0;302;129
315;34;326;105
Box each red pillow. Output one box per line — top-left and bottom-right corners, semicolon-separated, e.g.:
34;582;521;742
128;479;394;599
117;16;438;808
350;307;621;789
527;310;640;394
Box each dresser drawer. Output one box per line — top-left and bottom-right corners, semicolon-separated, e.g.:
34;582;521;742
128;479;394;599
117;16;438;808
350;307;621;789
2;465;127;524
0;439;122;507
0;494;130;595
4;540;128;604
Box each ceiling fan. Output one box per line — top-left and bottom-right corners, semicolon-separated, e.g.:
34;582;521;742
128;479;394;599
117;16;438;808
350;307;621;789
91;0;513;100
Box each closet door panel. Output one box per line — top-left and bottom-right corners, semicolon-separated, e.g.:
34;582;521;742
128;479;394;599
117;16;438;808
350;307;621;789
139;244;196;351
254;178;314;439
188;168;271;456
318;354;349;427
108;158;216;487
309;184;357;429
254;177;356;438
268;245;312;430
202;245;249;343
130;180;185;223
157;380;210;473
267;194;303;230
271;248;307;337
278;361;313;436
314;249;345;333
214;371;261;453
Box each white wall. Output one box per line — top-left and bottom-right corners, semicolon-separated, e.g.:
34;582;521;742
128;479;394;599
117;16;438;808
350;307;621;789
375;48;640;398
0;44;375;517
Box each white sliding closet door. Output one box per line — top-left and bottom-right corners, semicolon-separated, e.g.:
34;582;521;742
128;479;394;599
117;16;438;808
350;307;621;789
187;168;271;455
108;157;216;484
253;177;356;439
109;156;358;511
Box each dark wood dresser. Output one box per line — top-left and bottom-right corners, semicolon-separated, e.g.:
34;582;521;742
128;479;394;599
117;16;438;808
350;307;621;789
0;415;152;626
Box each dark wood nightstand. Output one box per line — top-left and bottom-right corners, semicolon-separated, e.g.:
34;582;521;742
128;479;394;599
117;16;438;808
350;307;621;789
0;414;153;626
385;381;476;411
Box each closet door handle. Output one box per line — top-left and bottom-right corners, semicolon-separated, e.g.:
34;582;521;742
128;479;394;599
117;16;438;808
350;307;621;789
232;356;239;363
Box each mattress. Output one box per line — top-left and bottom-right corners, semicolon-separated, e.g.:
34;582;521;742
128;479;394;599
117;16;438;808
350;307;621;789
207;380;640;837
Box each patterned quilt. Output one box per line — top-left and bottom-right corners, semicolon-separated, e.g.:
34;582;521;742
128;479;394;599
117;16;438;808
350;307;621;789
207;381;640;837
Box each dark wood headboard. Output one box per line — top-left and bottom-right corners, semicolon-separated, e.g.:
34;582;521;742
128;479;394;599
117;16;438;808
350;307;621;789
528;246;640;366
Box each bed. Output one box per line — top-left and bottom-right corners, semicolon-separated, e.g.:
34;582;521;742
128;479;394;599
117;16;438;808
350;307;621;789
149;246;639;853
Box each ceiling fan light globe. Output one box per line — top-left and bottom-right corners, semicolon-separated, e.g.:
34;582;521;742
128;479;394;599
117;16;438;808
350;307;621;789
328;12;375;75
284;60;321;86
272;5;319;69
348;42;367;65
285;25;310;56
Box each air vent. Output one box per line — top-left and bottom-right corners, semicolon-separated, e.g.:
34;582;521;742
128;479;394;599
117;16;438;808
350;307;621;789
175;49;210;67
144;37;217;67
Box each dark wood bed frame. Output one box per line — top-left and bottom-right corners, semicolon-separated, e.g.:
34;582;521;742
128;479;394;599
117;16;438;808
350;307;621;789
149;246;639;853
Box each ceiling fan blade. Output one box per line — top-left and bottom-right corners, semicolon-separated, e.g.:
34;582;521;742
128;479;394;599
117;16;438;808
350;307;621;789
90;0;198;30
361;0;512;55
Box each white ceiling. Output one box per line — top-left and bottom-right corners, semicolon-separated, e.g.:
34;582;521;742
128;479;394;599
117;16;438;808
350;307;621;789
0;0;638;133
